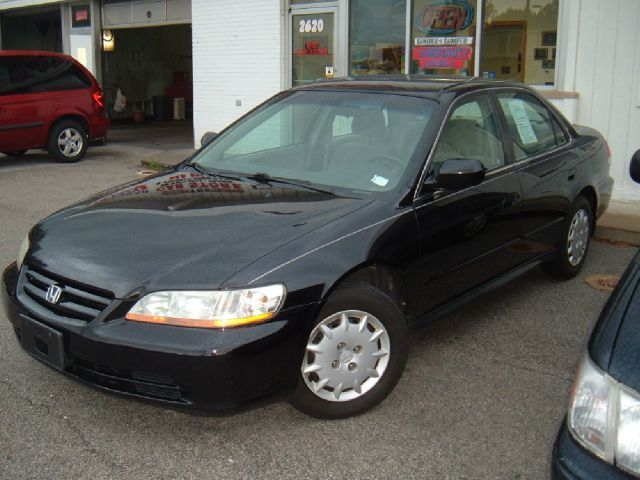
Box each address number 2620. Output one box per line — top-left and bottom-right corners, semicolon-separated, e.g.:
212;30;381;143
299;18;324;33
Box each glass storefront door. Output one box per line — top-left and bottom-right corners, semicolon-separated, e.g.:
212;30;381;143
291;9;336;87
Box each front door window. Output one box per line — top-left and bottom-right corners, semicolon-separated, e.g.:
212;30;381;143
431;94;505;174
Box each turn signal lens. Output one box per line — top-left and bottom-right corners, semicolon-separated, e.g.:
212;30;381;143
125;285;286;329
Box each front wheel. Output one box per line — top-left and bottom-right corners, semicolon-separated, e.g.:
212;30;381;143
542;196;592;279
48;120;88;163
290;282;408;419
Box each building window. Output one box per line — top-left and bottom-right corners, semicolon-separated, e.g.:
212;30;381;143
410;0;478;76
481;0;559;84
349;0;406;76
341;0;560;84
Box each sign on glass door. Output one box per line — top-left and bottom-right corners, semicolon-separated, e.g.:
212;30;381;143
292;12;334;87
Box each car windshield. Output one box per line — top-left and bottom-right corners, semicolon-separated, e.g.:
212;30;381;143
192;90;437;193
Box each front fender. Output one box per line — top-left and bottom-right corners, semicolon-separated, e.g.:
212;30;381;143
223;206;419;310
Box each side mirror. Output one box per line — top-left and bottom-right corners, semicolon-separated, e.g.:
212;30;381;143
436;158;486;189
200;131;218;147
631;150;640;184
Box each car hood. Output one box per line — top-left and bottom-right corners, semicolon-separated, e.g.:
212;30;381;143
605;250;640;393
27;170;368;298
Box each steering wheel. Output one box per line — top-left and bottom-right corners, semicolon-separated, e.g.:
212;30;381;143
367;154;405;175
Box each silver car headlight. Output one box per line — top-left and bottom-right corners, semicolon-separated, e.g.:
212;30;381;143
568;355;640;476
125;284;286;329
16;233;29;270
617;388;640;475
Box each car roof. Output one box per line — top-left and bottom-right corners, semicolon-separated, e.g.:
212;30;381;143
293;75;534;99
0;50;97;82
0;50;72;58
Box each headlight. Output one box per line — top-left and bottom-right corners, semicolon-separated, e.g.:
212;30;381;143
568;355;640;476
617;388;640;475
125;284;286;329
16;234;29;270
568;356;617;462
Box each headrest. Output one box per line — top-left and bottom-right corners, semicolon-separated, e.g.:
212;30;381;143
351;108;386;138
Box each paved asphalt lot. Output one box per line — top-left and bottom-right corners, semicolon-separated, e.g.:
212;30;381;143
1;124;638;479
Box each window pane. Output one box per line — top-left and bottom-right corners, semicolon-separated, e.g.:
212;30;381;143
497;92;558;160
292;13;334;87
432;95;505;172
197;91;437;193
0;56;90;95
411;0;478;76
349;0;406;75
225;102;316;156
482;0;559;85
551;117;568;146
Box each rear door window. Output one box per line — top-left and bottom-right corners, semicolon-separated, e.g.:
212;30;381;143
0;55;91;95
496;92;561;161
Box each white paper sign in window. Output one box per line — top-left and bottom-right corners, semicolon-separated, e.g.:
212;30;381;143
507;100;538;145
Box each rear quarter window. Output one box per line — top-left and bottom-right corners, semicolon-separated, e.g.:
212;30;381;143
0;55;91;95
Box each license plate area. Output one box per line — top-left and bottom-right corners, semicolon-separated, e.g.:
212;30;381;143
19;315;66;370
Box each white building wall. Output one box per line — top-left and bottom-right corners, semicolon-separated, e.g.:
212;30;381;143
564;0;640;203
192;0;283;147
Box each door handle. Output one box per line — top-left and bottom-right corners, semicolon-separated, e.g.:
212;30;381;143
568;169;576;181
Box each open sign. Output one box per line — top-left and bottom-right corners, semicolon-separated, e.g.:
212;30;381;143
415;0;474;35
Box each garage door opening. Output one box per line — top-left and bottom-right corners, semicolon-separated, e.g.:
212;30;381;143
1;7;62;52
101;24;192;131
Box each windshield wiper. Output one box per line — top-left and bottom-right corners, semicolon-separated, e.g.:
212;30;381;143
248;172;335;195
185;163;244;182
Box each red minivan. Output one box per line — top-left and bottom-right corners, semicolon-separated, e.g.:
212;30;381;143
0;50;109;162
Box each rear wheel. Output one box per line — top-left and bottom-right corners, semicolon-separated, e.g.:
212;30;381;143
542;196;592;279
48;120;88;162
290;282;408;419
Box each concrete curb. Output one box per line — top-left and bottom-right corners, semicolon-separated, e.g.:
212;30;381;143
140;148;196;169
598;200;640;234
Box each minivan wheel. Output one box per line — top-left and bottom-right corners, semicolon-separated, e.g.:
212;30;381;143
48;120;88;162
542;196;592;279
290;282;408;419
2;150;27;156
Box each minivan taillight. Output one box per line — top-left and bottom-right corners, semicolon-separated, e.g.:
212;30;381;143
92;91;104;109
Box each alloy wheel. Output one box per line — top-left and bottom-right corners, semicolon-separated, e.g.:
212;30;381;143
57;128;83;158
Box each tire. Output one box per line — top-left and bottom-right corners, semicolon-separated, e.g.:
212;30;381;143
2;150;27;156
47;120;88;163
290;282;409;419
542;196;593;279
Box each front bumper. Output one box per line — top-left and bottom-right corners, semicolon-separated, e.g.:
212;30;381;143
2;263;317;411
552;419;636;479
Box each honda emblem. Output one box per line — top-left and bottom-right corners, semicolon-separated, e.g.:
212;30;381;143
45;284;63;304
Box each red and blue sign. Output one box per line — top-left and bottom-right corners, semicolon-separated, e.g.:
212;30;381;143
415;0;475;35
412;46;473;69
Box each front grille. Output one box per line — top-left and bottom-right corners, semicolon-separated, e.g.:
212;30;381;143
21;267;114;324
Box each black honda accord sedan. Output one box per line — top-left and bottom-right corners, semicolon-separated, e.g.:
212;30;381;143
552;154;640;479
2;78;614;418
